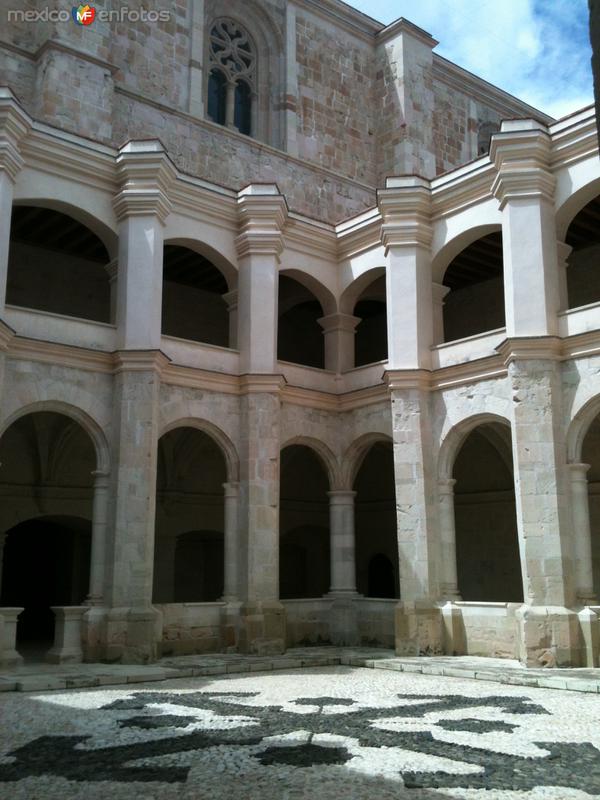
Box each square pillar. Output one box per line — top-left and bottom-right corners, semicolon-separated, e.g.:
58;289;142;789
104;351;170;663
498;339;580;666
0;607;23;668
0;90;31;316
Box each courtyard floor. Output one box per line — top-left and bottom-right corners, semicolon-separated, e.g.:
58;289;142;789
0;665;599;799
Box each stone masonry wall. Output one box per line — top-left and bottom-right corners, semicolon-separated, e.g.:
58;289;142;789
295;11;376;185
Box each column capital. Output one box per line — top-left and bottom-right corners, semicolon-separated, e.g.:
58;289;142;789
327;490;357;503
113;140;176;223
490;121;554;208
568;463;591;481
0;88;32;182
104;258;119;282
495;336;562;365
378;176;432;252
222;289;238;311
223;481;240;497
113;349;171;375
384;368;431;392
432;282;451;305
556;240;573;266
317;313;361;334
236;184;288;259
438;477;457;494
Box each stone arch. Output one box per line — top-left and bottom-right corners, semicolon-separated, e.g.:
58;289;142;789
339;267;386;316
0;400;110;475
438;412;512;480
279;269;336;317
556;174;600;242
567;394;600;464
280;435;340;490
342;432;393;490
164;237;237;292
159;417;239;482
11;197;118;259
431;223;502;285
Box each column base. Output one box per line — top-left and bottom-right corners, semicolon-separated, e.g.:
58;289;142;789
0;607;24;668
516;605;581;667
45;606;88;665
220;600;243;652
102;606;161;664
395;601;443;657
237;601;286;655
328;594;359;646
441;601;466;656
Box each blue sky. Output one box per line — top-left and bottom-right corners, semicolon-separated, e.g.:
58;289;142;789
347;0;593;119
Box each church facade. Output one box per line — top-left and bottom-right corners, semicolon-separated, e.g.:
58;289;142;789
0;0;599;668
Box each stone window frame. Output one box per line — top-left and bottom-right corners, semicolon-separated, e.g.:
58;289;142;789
206;17;259;139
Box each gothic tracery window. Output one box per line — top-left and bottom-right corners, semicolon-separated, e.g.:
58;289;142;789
207;19;256;137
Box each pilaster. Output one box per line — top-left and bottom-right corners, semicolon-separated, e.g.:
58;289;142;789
236;184;287;374
0;89;31;315
491;120;559;337
113;140;176;350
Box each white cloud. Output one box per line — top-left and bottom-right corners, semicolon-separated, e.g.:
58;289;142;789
347;0;593;119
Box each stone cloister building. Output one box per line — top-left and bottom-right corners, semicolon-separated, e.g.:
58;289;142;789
0;0;599;667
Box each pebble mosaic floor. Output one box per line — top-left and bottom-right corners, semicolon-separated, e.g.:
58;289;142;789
0;665;599;799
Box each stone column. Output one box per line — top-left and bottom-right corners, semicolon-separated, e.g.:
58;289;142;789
222;482;241;602
0;532;7;599
492;123;580;665
327;490;359;646
188;0;206;118
328;491;358;595
102;141;175;663
0;607;23;667
568;463;597;605
222;289;238;350
432;282;450;344
235;185;287;654
379;177;442;657
438;479;461;600
318;314;360;374
0;89;31;316
87;471;110;606
556;241;572;312
104;258;119;325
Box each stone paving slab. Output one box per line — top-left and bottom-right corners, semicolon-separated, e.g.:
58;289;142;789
3;647;600;694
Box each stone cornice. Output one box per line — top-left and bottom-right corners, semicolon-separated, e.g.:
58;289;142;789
490;123;555;208
113;140;177;223
378;176;432;251
0;318;16;351
549;109;599;168
239;374;287;394
7;337;113;373
0;88;32;181
377;18;438;48
236;185;288;259
34;39;120;75
496;336;562;365
384;368;432;392
113;349;171;375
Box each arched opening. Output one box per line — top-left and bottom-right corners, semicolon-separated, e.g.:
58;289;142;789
154;426;226;603
6;205;111;323
278;275;325;368
279;445;330;599
353;275;388;367
0;411;96;658
354;441;399;598
453;423;522;602
207;68;227;126
565;195;600;309
162;244;230;347
582;412;600;597
442;232;505;342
